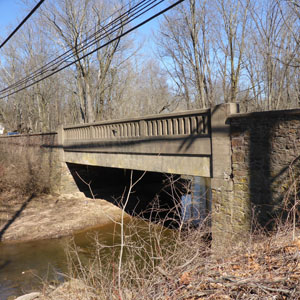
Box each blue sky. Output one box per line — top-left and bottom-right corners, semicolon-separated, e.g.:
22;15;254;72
0;0;28;33
0;0;163;61
0;0;160;52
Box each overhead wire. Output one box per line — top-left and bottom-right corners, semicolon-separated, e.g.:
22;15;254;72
0;0;150;93
0;0;46;49
0;0;159;95
0;0;157;94
0;0;184;99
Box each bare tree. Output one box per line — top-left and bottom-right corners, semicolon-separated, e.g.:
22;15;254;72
0;21;61;132
156;0;215;109
39;0;132;123
214;0;250;103
247;0;299;109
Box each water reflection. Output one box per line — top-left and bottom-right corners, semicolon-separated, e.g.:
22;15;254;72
0;175;210;300
0;238;68;299
181;176;211;227
0;217;166;299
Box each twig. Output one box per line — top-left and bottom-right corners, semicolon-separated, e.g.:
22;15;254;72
174;249;200;270
75;171;95;199
118;170;146;300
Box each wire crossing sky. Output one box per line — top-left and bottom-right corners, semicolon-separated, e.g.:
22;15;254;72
0;0;184;100
1;0;160;93
0;0;46;49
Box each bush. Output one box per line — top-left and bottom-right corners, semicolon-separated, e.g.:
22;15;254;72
0;147;52;195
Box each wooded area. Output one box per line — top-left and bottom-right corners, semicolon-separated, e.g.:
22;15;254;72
0;0;299;133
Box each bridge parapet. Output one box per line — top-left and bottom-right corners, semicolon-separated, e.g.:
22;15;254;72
60;108;212;177
62;109;211;157
64;109;210;140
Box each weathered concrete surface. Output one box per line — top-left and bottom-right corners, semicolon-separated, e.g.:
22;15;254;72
62;109;212;177
64;151;211;177
210;103;243;248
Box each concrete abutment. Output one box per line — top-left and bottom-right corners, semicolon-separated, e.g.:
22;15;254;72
210;103;251;248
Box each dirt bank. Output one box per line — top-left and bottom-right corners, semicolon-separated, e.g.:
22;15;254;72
0;191;129;243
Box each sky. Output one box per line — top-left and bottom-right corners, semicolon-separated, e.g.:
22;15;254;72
0;0;28;34
0;0;161;57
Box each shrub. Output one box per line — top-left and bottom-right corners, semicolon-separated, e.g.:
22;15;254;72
0;145;52;195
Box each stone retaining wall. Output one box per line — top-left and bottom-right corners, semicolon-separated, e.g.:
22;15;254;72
229;110;300;233
2;107;300;247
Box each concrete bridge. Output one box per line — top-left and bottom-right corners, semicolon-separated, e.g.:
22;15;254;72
2;103;300;248
60;103;237;179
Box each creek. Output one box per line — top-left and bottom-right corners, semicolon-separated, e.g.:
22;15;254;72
0;170;209;299
0;219;140;300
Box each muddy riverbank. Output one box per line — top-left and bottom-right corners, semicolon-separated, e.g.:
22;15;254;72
0;191;129;243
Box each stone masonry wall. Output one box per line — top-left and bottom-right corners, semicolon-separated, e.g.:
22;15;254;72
230;110;300;230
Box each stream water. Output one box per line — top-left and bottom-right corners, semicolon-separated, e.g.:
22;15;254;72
0;175;209;299
0;219;142;300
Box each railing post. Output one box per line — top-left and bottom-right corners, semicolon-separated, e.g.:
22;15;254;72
140;120;147;137
210;103;245;251
90;125;95;139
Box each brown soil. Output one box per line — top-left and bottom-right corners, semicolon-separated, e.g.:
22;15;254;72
0;191;128;243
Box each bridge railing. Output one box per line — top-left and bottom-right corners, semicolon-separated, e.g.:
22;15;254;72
62;109;211;156
64;109;210;140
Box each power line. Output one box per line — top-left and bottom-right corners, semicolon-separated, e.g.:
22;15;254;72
0;0;156;94
0;0;184;99
0;0;158;95
0;0;46;49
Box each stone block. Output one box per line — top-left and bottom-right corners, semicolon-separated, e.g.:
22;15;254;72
232;151;245;163
232;137;244;147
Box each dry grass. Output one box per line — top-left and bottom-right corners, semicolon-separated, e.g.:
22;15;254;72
38;220;300;300
0;146;52;196
36;171;300;300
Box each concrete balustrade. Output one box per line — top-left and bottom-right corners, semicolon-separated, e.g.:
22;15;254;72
61;109;212;177
63;109;210;141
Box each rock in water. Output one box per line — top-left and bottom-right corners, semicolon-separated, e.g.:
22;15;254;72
15;292;41;300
